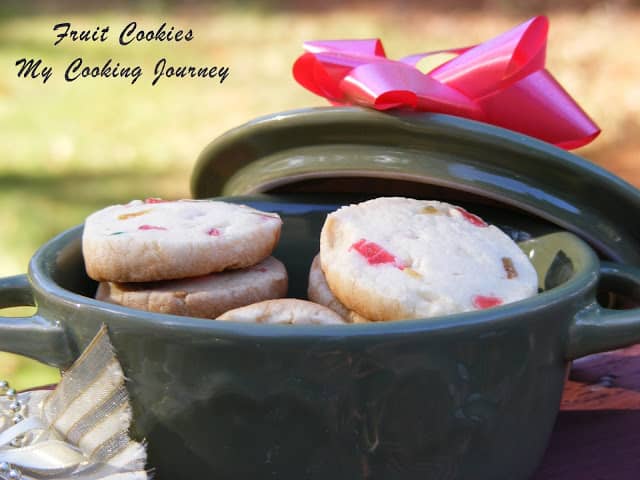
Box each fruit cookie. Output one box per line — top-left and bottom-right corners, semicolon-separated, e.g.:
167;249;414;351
95;256;288;319
307;254;370;323
320;197;538;321
83;198;282;282
216;299;347;325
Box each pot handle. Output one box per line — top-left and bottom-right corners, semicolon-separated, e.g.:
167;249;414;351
0;274;73;367
567;261;640;360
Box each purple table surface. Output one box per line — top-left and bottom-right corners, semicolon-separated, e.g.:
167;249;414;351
533;344;640;480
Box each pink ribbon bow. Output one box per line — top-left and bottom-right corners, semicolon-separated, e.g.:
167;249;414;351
293;16;600;149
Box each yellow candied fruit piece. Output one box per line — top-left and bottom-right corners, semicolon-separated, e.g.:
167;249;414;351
421;206;439;214
118;209;151;220
404;268;422;279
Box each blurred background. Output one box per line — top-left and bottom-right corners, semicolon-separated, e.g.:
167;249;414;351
1;0;639;389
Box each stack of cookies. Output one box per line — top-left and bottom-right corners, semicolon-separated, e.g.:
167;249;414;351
82;198;288;319
309;197;538;322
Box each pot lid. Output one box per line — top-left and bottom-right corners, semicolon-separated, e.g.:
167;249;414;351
191;107;640;266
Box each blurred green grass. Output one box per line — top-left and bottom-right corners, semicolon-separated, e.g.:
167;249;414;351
2;3;640;389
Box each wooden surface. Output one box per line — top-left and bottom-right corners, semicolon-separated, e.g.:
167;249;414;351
533;344;640;479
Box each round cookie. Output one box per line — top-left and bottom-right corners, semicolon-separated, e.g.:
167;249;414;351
320;197;538;321
83;199;282;282
307;254;370;323
96;256;288;319
216;299;347;325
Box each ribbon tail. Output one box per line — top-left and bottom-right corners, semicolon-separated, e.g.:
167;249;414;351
477;69;600;149
0;439;85;476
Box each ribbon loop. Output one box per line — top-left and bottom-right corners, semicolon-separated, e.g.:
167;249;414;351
1;440;85;476
0;417;45;448
428;15;549;98
292;15;600;149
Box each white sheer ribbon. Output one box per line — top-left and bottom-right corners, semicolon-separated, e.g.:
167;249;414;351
1;326;148;480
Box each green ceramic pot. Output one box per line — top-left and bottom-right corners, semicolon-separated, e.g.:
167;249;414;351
1;194;640;480
192;107;640;266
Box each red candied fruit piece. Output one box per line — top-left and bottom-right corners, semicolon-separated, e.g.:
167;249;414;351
472;295;503;309
350;239;404;269
138;225;168;231
207;228;221;236
144;198;166;204
454;207;488;227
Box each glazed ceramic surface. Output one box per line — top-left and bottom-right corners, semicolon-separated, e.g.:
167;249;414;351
192;108;640;266
2;195;640;480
